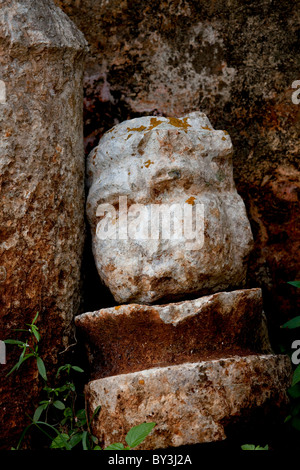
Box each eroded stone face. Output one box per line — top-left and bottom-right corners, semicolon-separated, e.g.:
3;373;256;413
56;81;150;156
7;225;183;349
86;355;292;449
87;112;253;304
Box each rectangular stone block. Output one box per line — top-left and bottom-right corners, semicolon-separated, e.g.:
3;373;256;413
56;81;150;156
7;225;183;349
76;288;272;379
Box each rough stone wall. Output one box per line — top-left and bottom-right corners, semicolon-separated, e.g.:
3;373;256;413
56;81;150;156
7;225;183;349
54;0;300;336
0;0;87;448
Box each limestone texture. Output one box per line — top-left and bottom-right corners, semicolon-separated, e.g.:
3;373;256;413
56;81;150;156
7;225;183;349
86;354;292;449
54;0;300;325
87;112;253;304
76;288;272;379
0;0;87;448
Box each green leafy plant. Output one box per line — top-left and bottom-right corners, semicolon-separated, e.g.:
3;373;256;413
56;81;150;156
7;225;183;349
4;314;156;450
280;280;300;432
4;312;47;380
104;423;156;450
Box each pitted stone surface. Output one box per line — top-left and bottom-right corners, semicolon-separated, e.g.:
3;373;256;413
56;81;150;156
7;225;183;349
87;112;253;304
0;0;87;448
76;288;272;379
86;354;292;449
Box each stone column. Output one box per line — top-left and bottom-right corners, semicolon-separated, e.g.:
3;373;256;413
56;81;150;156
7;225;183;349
76;113;292;449
0;0;87;448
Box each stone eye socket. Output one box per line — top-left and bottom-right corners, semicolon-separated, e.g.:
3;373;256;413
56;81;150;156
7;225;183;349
168;170;181;179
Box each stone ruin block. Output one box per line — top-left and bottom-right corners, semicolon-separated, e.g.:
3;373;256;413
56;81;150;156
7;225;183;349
76;288;272;380
78;114;292;448
86;112;254;304
0;0;87;448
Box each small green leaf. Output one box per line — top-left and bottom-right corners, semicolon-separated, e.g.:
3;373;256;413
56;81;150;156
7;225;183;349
72;366;84;373
56;364;72;377
50;433;70;449
32;312;39;324
75;409;87;426
284;415;292;423
125;422;156;449
105;443;125;450
4;339;25;345
292;364;300;387
16;353;34;369
53;400;65;410
37;357;47;381
281;316;300;329
64;407;73;418
288;281;300;288
288;383;300;398
5;351;33;377
76;409;86;418
33;404;46;422
5;362;19;377
69;432;83;448
91;405;101;421
82;431;88;450
31;326;40;342
94;445;102;450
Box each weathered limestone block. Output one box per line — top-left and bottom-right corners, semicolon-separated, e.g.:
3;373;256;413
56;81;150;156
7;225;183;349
87;112;253;304
76;288;272;379
86;354;292;449
0;0;87;448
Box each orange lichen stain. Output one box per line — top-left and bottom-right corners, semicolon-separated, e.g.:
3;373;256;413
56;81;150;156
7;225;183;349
222;137;226;141
127;118;163;133
139;379;145;385
5;129;12;137
127;125;147;132
126;133;132;140
115;306;121;310
148;117;163;130
185;196;196;205
168;117;191;132
223;130;229;135
144;160;154;168
201;126;212;131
